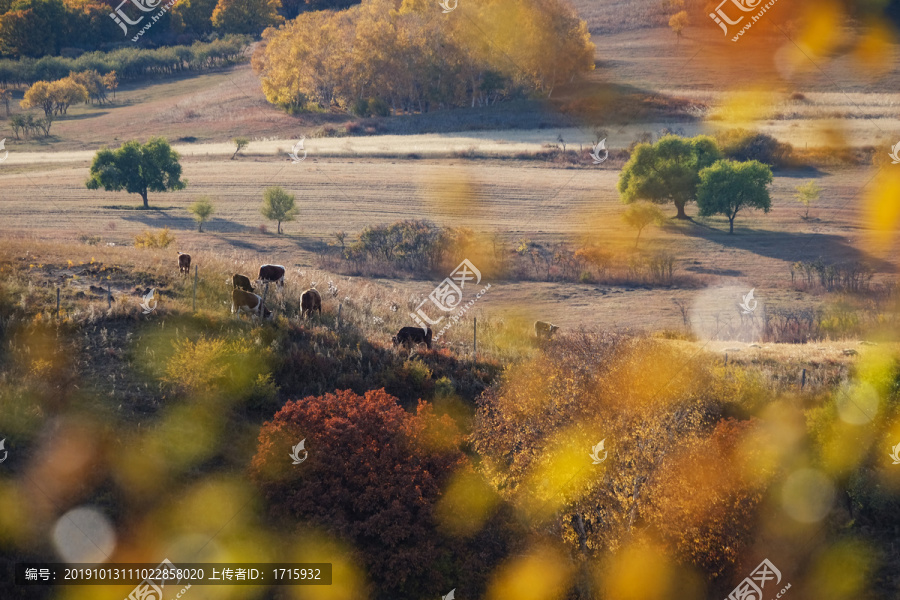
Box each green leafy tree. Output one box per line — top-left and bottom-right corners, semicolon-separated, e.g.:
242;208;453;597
622;202;665;247
85;138;186;209
231;136;248;159
618;135;721;219
260;186;297;234
795;179;821;220
696;159;773;234
188;196;215;232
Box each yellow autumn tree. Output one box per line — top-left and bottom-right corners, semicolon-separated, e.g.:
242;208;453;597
211;0;283;34
21;81;55;116
252;0;594;112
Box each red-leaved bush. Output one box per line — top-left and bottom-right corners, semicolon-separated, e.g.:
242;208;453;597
250;389;468;599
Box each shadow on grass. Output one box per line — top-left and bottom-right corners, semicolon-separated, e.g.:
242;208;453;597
677;219;896;271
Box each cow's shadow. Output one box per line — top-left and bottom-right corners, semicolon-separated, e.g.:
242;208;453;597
682;221;896;271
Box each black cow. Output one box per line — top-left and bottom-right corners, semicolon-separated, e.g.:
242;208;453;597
257;264;285;289
300;288;322;318
177;252;191;276
392;326;432;350
232;274;255;293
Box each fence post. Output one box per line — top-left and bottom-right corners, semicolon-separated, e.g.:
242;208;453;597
56;287;60;320
724;352;728;366
107;285;112;309
473;317;477;362
801;368;806;390
193;265;198;312
337;302;342;329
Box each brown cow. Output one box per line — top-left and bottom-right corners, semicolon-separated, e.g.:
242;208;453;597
300;288;322;318
257;264;285;289
231;289;272;319
534;321;560;340
392;326;432;350
178;252;191;276
232;274;255;293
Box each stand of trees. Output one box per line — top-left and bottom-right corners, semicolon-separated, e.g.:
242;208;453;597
0;37;248;85
252;0;595;114
619;134;776;232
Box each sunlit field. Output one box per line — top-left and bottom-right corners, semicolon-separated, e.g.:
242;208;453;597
2;0;900;598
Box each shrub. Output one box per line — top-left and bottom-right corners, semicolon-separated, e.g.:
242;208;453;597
368;97;390;117
715;129;794;168
133;227;176;249
163;336;274;401
472;332;770;577
251;389;469;599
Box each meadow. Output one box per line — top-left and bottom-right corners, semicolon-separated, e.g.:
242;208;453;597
2;0;900;598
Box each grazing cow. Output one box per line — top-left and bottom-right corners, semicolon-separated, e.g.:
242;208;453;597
257;264;286;289
300;288;322;318
534;321;560;340
231;289;272;319
392;326;432;350
177;252;191;276
232;274;255;293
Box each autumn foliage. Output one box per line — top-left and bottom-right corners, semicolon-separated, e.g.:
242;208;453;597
251;389;472;598
253;0;595;113
473;332;775;588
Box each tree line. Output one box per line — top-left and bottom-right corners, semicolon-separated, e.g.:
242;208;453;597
0;35;248;81
252;0;595;114
0;0;361;58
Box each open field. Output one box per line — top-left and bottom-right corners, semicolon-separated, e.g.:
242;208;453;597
3;4;900;599
1;153;895;333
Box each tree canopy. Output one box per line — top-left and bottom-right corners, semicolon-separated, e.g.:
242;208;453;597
260;186;298;234
622;202;665;247
188;196;215;232
696;159;773;233
250;389;470;599
618;135;721;219
252;0;594;114
85;137;186;209
211;0;283;34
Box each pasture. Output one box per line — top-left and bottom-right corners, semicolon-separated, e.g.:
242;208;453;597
2;8;900;600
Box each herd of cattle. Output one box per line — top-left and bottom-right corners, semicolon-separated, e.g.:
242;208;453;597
174;253;560;349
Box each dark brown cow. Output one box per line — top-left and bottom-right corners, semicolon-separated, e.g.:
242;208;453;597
232;274;255;293
392;326;432;350
300;288;322;318
257;264;285;289
534;321;560;340
178;252;191;276
231;289;272;319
